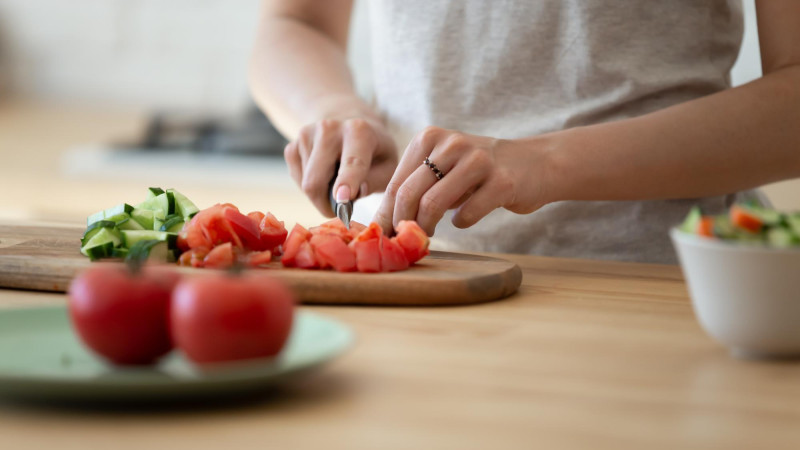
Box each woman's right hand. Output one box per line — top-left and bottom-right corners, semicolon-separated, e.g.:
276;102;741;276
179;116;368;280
284;117;399;217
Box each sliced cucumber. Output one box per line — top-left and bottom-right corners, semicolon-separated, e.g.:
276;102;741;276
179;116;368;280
121;230;177;249
146;187;165;200
82;242;115;261
130;208;155;230
81;220;117;246
169;189;199;219
680;206;702;233
786;215;800;237
80;227;122;258
160;216;185;233
127;239;175;263
111;247;129;259
135;192;175;218
87;203;134;226
767;228;799;248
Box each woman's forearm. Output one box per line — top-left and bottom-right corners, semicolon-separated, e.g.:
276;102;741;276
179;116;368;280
538;65;800;203
248;9;375;139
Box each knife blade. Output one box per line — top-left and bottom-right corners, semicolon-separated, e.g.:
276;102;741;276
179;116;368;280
328;161;353;229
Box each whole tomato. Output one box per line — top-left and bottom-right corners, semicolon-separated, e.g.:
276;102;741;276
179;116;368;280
68;263;181;365
170;273;295;364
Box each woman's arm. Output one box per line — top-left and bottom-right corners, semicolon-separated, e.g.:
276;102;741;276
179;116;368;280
374;0;800;235
539;0;800;203
250;0;398;216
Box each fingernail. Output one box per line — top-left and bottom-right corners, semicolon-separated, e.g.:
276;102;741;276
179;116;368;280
359;182;368;198
336;185;351;202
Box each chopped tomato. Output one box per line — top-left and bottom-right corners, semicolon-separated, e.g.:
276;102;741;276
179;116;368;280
246;250;273;267
295;241;318;269
203;242;235;269
178;247;210;268
247;211;265;225
730;205;763;233
259;212;288;250
224;206;262;250
696;216;716;238
394;220;430;264
282;224;313;267
381;237;409;272
351;222;382;272
310;218;352;243
348;221;367;238
310;234;356;272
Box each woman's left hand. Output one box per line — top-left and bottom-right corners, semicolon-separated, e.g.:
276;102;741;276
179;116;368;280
373;126;552;236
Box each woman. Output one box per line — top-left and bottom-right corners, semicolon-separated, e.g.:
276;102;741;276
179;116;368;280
249;0;800;263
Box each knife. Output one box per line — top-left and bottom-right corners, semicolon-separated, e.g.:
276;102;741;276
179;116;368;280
328;161;353;229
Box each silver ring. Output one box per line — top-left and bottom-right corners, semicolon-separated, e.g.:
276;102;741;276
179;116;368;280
423;157;445;180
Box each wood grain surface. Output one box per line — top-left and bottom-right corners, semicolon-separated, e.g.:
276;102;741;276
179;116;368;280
0;254;799;450
0;224;521;305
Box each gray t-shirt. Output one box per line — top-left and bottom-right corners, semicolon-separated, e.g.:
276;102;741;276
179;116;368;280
365;0;759;263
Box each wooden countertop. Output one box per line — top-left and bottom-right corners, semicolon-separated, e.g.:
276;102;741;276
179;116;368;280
0;255;798;449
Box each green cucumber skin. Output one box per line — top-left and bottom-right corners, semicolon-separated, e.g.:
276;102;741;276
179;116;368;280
86;203;134;226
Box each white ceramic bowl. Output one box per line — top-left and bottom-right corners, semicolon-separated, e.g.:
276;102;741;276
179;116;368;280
671;229;800;359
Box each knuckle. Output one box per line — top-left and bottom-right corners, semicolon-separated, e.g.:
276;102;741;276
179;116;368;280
283;142;297;159
417;126;442;144
344;118;370;134
385;180;403;198
394;183;415;204
467;148;492;168
419;194;445;216
318;119;339;133
301;178;319;196
342;155;368;170
445;132;468;150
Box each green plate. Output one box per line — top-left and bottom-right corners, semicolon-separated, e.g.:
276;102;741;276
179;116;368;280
0;306;353;403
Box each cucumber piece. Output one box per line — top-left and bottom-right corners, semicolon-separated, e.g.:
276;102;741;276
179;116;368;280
86;203;134;226
169;189;200;219
82;242;115;261
159;216;185;233
767;228;799;248
135;192;175;218
712;215;737;239
146;187;165;200
680;206;702;233
80;227;122;258
118;215;145;230
81;220;117;246
130;208;155;230
126;239;174;263
787;215;800;237
121;230;178;249
111;247;129;259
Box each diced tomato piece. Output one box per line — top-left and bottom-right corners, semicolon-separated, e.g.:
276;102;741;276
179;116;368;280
282;224;313;267
189;204;243;249
178;247;210;268
259;212;288;250
246;250;273;267
348;221;367;239
381;237;409;272
394;220;430;264
247;211;265;224
310;234;356;272
182;215;212;249
294;241;318;269
696;216;716;238
223;206;262;250
176;229;190;252
311;218;353;243
730;205;763;233
351;236;381;273
203;243;235;269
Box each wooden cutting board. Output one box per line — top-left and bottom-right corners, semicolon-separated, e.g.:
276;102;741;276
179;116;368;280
0;224;522;306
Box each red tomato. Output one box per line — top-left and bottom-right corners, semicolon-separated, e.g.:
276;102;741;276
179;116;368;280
68;263;179;366
310;218;352;243
246;249;273;267
178;247;209;268
381;237;410;272
351;222;382;273
696;216;716;238
259;212;289;250
203;242;236;269
282;224;312;267
394;220;430;264
730;205;763;233
224;206;262;250
310;234;356;272
171;273;295;364
348;220;367;238
295;241;318;269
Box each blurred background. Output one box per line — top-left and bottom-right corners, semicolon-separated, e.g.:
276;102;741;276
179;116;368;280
0;0;796;227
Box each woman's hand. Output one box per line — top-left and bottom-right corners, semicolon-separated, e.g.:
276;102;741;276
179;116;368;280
284;117;399;216
373;126;552;236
